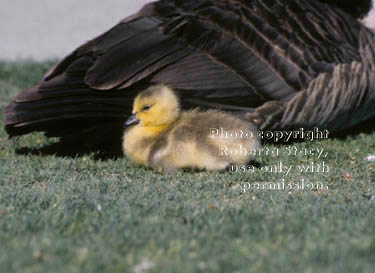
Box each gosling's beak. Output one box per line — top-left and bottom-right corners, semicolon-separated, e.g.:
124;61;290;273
124;113;140;127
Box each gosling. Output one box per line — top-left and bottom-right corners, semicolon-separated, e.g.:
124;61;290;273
122;85;260;173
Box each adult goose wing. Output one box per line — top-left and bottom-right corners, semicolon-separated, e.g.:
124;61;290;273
3;0;374;153
247;27;375;133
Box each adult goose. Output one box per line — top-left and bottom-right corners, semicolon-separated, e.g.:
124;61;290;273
4;0;375;154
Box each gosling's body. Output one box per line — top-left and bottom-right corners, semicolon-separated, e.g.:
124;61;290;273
123;85;260;173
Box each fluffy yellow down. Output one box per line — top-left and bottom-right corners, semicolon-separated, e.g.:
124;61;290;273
123;85;260;173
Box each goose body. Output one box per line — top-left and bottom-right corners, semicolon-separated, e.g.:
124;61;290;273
3;0;375;154
123;85;260;172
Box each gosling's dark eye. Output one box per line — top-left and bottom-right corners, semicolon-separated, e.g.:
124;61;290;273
142;105;151;112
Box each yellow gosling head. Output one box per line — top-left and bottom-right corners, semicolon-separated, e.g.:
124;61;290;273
124;84;180;128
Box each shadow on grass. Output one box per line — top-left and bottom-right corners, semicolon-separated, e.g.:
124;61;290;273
15;139;123;160
12;121;125;160
332;118;375;140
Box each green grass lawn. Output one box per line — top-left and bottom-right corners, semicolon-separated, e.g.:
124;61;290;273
0;61;374;273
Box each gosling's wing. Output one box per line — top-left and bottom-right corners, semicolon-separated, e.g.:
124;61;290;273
3;0;373;150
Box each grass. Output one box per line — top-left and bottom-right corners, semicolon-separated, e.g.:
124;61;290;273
0;61;374;273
